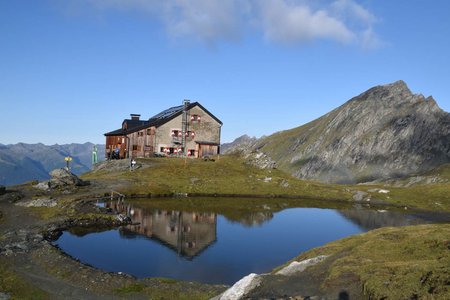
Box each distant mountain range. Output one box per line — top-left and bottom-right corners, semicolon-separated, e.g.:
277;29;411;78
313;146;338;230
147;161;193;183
225;81;450;183
0;143;105;186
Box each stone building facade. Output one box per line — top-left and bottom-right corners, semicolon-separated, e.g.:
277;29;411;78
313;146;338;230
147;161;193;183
104;101;222;159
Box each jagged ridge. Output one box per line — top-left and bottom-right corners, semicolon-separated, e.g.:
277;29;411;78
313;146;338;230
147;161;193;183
230;81;450;183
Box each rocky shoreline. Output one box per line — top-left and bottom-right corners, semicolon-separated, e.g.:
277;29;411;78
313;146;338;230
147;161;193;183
0;170;227;299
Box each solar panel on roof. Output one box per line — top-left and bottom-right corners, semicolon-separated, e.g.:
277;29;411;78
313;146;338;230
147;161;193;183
150;105;184;119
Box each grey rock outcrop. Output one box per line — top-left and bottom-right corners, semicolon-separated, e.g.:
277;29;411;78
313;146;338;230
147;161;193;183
243;151;276;169
248;81;449;183
34;168;89;190
222;135;276;169
49;169;84;186
221;135;258;154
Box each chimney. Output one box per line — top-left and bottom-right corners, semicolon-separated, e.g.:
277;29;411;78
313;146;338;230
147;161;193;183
130;114;141;120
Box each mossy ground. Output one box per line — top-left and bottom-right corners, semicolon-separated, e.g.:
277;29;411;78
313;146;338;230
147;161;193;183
0;258;49;299
286;224;450;299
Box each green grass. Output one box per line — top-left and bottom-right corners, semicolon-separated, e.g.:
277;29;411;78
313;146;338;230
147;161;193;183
154;277;178;284
353;164;450;211
286;224;450;299
83;156;351;201
114;283;146;294
379;184;450;211
114;281;218;300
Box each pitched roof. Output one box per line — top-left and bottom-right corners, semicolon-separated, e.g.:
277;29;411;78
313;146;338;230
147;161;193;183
122;119;149;128
104;102;222;136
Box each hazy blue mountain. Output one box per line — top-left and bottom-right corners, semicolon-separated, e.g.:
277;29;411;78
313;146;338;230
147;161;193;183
0;143;105;186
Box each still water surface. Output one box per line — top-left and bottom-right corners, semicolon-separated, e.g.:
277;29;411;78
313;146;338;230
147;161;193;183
54;199;431;284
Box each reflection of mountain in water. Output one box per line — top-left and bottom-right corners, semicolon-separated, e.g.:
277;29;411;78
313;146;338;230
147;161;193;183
226;211;274;227
105;201;216;259
339;208;425;230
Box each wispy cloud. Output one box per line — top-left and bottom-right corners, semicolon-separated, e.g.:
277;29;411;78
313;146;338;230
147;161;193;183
331;0;382;49
257;0;355;44
69;0;382;48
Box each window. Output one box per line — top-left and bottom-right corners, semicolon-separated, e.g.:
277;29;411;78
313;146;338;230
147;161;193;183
187;149;195;157
186;131;195;140
132;145;139;151
147;129;152;135
191;114;201;122
138;131;144;137
171;130;182;138
160;147;183;155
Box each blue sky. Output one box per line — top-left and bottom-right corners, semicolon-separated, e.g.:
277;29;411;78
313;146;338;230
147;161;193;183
1;0;449;145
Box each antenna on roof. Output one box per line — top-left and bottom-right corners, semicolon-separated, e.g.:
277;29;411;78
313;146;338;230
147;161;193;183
182;100;190;156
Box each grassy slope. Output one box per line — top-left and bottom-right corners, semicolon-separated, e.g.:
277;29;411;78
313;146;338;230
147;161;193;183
355;163;450;212
83;155;351;201
256;109;339;171
83;156;450;212
286;224;450;299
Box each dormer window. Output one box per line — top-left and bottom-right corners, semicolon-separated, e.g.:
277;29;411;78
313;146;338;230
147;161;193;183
191;114;201;122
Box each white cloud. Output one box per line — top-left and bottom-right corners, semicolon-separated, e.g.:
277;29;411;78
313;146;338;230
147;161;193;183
332;0;376;24
331;0;382;49
71;0;382;48
257;0;355;44
161;0;250;45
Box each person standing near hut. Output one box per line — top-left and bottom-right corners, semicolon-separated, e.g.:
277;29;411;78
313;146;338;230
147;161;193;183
114;145;120;159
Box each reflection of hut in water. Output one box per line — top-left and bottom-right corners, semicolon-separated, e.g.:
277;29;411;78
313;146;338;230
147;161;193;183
105;201;216;258
151;210;217;258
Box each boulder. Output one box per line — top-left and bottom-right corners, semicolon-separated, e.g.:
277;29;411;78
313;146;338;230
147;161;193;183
275;255;328;276
219;273;262;300
34;181;50;191
47;168;89;189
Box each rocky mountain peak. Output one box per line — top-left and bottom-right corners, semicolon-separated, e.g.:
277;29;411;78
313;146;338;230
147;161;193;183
385;80;410;92
229;81;450;183
353;80;418;107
